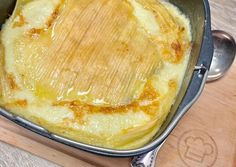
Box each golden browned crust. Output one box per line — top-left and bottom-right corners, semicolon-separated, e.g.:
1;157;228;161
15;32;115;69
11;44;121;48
53;81;161;119
14;0;163;106
6;74;19;90
12;14;27;28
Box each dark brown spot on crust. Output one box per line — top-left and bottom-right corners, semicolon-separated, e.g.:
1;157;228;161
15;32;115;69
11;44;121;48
171;41;181;55
6;100;28;108
15;100;28;107
12;14;27;28
179;27;185;32
27;28;44;37
139;80;159;101
46;6;60;27
169;79;177;91
7;74;19;90
171;40;183;63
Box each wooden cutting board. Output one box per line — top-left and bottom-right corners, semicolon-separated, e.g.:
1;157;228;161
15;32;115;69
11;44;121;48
0;1;236;167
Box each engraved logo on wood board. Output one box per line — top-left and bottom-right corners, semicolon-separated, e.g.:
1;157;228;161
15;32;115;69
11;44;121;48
178;129;218;167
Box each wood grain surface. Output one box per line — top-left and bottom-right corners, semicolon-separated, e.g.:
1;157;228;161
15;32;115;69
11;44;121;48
0;0;235;167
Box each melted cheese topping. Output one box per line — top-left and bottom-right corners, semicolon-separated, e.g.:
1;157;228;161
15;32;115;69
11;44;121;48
0;0;191;149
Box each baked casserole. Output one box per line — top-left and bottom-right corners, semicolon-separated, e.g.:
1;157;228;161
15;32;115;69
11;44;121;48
0;0;191;149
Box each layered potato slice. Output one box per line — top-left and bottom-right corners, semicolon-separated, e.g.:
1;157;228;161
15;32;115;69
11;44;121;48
0;0;191;149
4;0;163;106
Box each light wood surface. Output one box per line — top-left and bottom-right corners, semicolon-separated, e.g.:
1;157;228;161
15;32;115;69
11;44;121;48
0;0;235;167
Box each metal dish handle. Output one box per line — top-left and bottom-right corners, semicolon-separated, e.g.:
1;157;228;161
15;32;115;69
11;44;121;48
131;141;165;167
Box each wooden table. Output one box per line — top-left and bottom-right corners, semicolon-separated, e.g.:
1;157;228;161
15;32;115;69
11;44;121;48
0;0;235;166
